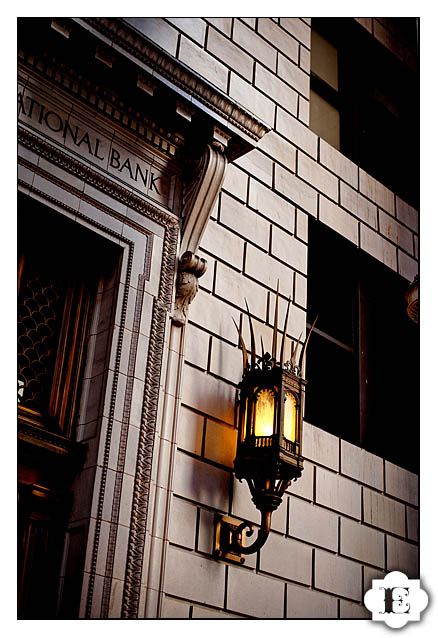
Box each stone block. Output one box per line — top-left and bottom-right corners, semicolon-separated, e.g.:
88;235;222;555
286;583;337;618
314;549;362;601
179;36;228;92
222;164;248;202
260;533;312;584
233;20;276;69
215;261;267;321
302;422;339;470
200;219;244;270
240;18;256;29
319;139;359;188
286;460;314;501
340;517;385;568
298;95;310;125
166;17;206;44
185;323;210;370
340;600;371;619
229;73;275;127
407;506;418;542
360;224;397;271
385;461;418;505
168;496;197;549
279;18;311;48
257;130;297;173
379;209;414;254
364;565;386;592
271;224;308;274
204;418;237;469
181;364;236;426
164;545;226;607
219;192;270;250
276;107;317;158
192;605;241;618
359;168;395;215
294;271;307;308
257;18;299;63
289;496;338;551
245;243;294;297
161;596;191;618
319;195;359;245
386;536;418;577
176;405;204;456
189;288;240;344
125;18;178;56
209;336;243;386
235;148;273;186
227;564;284;618
340;440;384;490
249;178;295;232
298;152;338;202
340;181;378;229
395;196;418;232
296;209;308;243
255;64;298;116
398;250;418;282
172;450;230;512
316;468;361;520
363;488;405;536
206;17;232;37
275;165;318;217
277;53;310;97
207;27;253;80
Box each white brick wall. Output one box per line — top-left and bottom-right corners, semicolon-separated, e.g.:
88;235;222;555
131;17;420;619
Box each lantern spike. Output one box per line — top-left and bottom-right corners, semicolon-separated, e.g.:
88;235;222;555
291;331;303;368
272;281;280;362
244;298;256;369
233;317;248;373
260;336;265;362
280;296;291;366
298;314;318;375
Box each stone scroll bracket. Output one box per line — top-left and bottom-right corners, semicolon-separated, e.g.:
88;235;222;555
172;136;229;326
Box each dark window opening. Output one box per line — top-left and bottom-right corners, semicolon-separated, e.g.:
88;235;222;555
309;18;419;209
305;219;419;472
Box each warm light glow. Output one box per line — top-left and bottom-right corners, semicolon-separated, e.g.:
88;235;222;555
242;397;248;441
254;388;275;437
284;392;297;442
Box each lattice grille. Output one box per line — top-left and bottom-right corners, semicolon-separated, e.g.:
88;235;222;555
17;262;64;414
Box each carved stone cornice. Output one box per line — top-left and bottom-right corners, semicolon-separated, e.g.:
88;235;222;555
77;18;270;144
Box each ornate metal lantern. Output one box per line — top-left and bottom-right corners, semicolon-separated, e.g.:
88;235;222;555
214;288;316;563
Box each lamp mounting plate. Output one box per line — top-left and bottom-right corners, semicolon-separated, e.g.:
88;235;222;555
213;514;247;564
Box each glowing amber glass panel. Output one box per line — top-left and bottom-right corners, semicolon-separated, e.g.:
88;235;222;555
284;392;297;442
254;389;275;437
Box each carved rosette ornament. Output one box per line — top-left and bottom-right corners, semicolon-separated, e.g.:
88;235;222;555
173;252;207;325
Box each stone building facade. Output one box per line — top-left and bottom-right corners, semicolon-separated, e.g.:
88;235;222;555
17;17;419;620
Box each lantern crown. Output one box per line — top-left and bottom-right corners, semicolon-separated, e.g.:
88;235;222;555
233;284;317;380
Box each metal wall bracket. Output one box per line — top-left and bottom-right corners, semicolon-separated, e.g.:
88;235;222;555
213;514;247;564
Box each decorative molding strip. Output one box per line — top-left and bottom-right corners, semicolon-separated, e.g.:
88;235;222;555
18;128;179;619
18;55;184;160
79;18;270;142
18;127;180;235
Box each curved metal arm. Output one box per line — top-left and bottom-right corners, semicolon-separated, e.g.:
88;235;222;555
230;510;272;555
